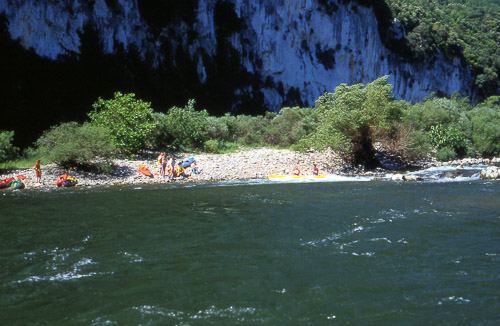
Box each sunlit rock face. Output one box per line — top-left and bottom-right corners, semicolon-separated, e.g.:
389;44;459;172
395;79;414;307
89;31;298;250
0;0;474;111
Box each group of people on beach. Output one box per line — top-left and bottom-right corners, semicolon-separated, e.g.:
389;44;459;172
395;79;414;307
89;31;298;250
157;153;200;179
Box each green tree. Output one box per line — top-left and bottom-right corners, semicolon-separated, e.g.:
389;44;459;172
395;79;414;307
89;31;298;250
309;76;403;167
0;130;18;164
88;92;155;154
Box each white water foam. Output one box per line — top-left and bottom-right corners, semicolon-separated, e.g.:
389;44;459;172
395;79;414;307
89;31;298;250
437;296;471;305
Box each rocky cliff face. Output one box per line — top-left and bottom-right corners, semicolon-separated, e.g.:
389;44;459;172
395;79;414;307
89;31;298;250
0;0;474;111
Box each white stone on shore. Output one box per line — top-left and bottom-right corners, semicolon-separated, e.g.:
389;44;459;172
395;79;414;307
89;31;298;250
480;166;499;180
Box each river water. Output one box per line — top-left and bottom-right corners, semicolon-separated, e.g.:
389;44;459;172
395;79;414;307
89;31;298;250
1;168;499;325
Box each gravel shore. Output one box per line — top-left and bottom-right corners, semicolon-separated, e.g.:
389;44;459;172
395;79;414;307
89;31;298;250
1;148;498;189
1;148;346;189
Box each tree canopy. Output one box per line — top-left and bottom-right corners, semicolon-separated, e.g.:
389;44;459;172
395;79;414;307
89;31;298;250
386;0;500;96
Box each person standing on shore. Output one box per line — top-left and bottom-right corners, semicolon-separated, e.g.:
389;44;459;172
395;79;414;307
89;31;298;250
34;160;42;183
293;166;300;176
167;154;175;178
160;153;167;178
312;163;319;176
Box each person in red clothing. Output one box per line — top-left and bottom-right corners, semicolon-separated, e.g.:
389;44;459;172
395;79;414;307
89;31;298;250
34;160;42;183
312;163;319;175
293;166;300;176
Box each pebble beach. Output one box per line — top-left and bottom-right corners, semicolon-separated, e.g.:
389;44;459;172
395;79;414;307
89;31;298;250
1;148;498;189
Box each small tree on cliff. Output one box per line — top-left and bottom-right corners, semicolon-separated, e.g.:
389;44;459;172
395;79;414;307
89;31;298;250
310;76;404;167
88;92;155;154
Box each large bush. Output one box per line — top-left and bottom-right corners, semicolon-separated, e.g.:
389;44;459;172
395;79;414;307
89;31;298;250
88;92;155;154
308;76;404;166
36;122;116;171
403;95;474;159
0;130;18;164
404;95;472;133
152;99;209;149
469;96;500;156
231;114;271;146
264;107;316;147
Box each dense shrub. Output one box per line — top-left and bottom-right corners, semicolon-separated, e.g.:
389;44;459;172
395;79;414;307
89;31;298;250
152;99;209;149
469;97;500;156
437;147;458;161
404;129;432;160
264;107;315;147
231;115;271;145
403;95;474;159
0;130;19;164
429;124;468;156
203;139;220;153
88;92;155;154
205;114;233;142
36;122;116;171
404;96;472;132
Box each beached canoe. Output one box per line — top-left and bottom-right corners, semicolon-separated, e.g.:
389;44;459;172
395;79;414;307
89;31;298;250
138;165;153;177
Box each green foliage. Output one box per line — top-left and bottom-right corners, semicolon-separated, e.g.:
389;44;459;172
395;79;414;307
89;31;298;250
152;99;209;149
230;114;271;146
403;95;474;159
203;139;220;153
404;95;472;132
437;147;458;161
469;96;500;156
387;0;500;95
429;123;468;156
308;76;403;164
0;130;19;164
264;107;316;147
205;114;233;142
88;92;155;154
36;122;117;171
405;129;432;160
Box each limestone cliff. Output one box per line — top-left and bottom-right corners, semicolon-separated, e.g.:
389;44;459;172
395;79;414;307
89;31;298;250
0;0;474;112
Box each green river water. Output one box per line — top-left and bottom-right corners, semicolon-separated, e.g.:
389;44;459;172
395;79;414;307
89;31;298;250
1;178;499;325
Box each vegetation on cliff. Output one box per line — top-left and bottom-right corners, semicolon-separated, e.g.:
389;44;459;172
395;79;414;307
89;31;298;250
386;0;500;96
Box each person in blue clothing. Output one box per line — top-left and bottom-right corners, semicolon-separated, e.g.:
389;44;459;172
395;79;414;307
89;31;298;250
312;163;319;175
191;160;200;174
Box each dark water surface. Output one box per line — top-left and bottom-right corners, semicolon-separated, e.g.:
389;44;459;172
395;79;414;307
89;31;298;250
1;180;499;325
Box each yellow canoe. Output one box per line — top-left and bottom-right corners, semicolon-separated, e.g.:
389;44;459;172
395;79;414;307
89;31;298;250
268;175;326;179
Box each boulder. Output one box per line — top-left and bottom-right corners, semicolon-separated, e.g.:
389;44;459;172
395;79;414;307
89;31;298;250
480;166;499;180
391;174;404;181
403;175;423;181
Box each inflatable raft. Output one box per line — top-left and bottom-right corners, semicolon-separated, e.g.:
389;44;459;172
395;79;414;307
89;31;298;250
181;157;194;168
55;174;77;187
0;177;14;189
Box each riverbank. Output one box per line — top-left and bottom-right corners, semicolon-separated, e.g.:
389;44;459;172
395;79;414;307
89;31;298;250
1;148;499;189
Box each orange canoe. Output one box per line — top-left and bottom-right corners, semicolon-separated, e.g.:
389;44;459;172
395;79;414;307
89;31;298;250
138;165;153;178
